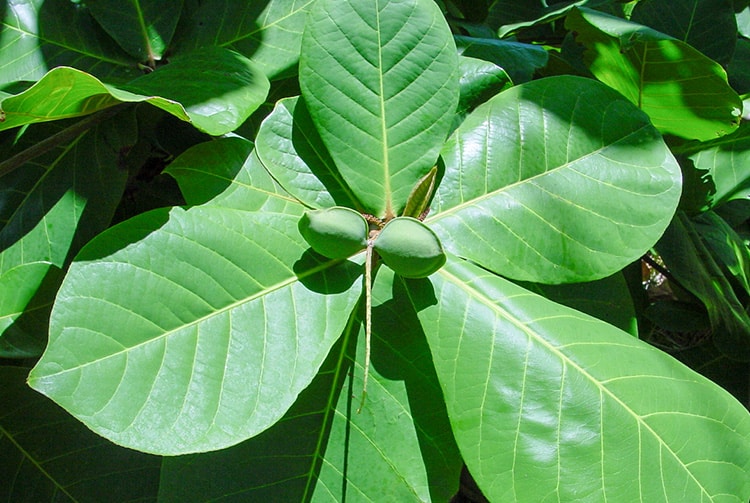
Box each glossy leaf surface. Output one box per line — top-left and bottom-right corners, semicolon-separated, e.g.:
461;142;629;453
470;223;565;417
299;0;459;217
28;208;363;454
430;75;682;283
0;48;269;135
567;7;742;141
411;257;750;502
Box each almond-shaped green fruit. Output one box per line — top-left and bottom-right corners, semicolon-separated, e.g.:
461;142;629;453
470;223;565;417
374;217;446;278
298;206;369;259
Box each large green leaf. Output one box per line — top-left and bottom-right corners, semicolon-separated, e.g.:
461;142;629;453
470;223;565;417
299;0;460;218
429;75;682;284
0;0;140;85
409;256;750;502
86;0;183;63
454;36;548;85
630;0;737;66
173;0;315;80
567;7;742;141
27;208;363;454
159;267;462;502
0;48;269;135
0;366;162;502
0;117;133;357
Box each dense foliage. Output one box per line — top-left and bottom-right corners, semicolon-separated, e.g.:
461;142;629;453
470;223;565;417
2;0;750;501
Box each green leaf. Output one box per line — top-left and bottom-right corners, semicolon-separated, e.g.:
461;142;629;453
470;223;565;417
430;75;682;283
165;136;304;214
160;267;462;501
656;211;750;360
410;256;750;502
566;7;742;141
455;36;549;85
0;0;140;85
299;0;460;218
87;0;183;62
630;0;737;66
173;0;315;80
255;97;364;211
684;121;750;204
28;208;363;454
455;56;512;127
487;0;591;38
0;48;269;136
0;366;162;501
0;117;132;357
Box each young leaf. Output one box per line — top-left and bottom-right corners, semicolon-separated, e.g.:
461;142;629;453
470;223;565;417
430;75;682;283
409;256;750;502
299;0;459;218
28;208;363;454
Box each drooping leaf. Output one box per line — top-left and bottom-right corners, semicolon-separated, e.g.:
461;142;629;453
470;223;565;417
255;97;364;211
299;0;460;218
409;256;750;502
486;0;591;38
86;0;184;63
454;36;548;84
28;208;363;454
0;366;162;502
160;267;462;501
630;0;737;66
656;211;750;360
173;0;315;80
430;75;682;283
0;0;140;86
566;7;742;141
0;116;133;357
0;48;270;136
682;121;750;204
165;136;304;214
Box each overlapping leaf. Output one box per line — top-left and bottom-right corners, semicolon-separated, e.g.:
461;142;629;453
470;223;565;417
0;0;139;85
0;47;269;136
173;0;315;80
255;97;364;211
0;366;162;501
299;0;459;217
87;0;183;62
28;208;363;454
0;117;133;357
567;7;742;141
166;136;303;214
159;268;461;502
429;75;682;283
630;0;737;66
409;256;750;502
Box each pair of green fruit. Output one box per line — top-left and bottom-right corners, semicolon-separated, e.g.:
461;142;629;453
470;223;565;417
299;206;446;278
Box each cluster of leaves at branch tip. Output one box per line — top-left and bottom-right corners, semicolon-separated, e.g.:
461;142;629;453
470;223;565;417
298;207;446;278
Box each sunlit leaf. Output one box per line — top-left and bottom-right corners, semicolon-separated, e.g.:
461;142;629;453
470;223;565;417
430;75;682;283
299;0;460;217
28;208;363;454
567;7;742;141
410;256;750;502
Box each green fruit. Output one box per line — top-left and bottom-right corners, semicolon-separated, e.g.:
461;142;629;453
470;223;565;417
298;206;369;259
374;217;446;278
